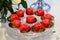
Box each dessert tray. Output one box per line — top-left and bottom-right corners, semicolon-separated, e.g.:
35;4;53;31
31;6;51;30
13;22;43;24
6;8;54;40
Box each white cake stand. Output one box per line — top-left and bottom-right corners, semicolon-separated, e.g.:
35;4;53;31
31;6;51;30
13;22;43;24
5;12;54;40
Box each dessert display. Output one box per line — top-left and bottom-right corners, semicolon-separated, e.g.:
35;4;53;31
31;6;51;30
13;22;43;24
6;8;54;37
0;0;55;40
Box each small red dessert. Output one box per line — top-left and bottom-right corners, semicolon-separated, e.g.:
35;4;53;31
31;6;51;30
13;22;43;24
20;24;30;33
26;15;35;24
11;20;21;28
33;23;45;32
36;9;44;16
16;10;24;17
42;14;52;20
42;19;50;28
26;8;33;15
10;14;19;21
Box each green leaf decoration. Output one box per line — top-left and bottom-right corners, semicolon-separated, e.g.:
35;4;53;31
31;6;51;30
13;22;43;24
0;0;4;11
7;0;12;5
7;17;11;22
39;28;45;32
34;18;37;22
7;6;14;13
21;0;27;9
9;23;13;28
12;25;16;28
0;0;14;14
9;23;16;28
23;30;27;33
1;8;7;16
49;22;54;28
0;0;5;5
31;26;34;32
53;31;56;33
6;0;14;13
1;8;7;22
51;16;54;21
